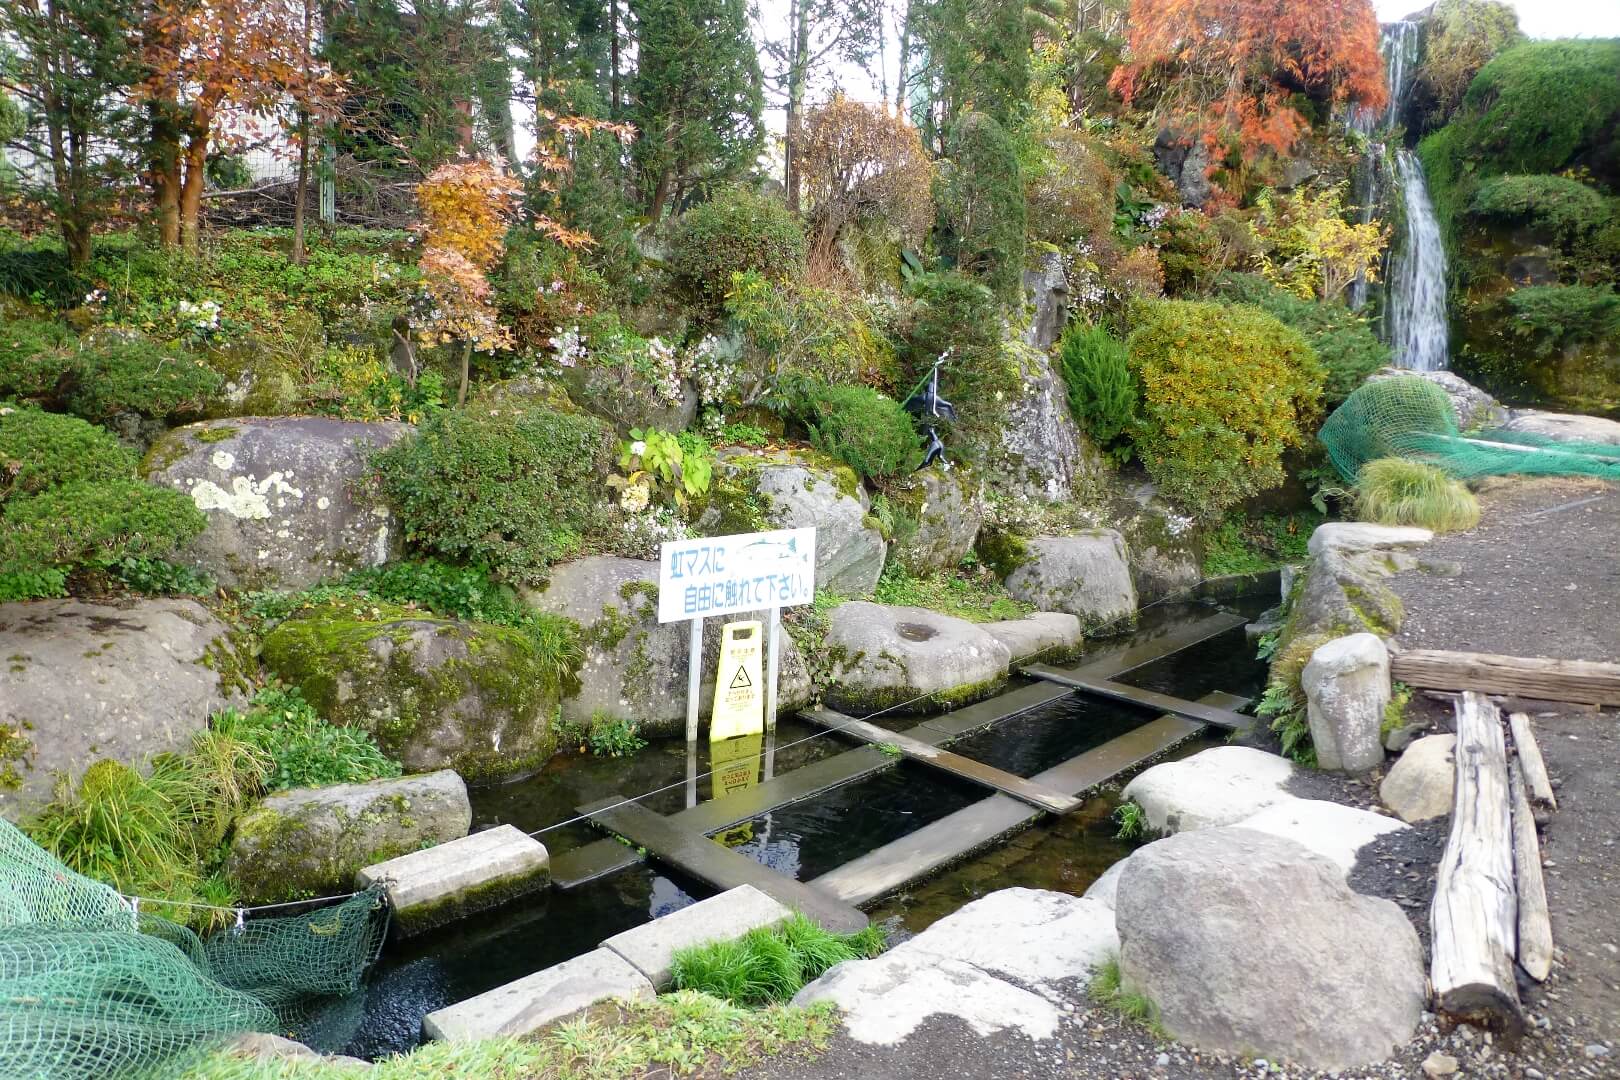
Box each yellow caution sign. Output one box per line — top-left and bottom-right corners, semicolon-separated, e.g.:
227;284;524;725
710;732;763;802
710;620;764;741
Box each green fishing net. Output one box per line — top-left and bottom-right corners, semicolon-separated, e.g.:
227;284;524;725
1320;375;1620;482
0;816;389;1079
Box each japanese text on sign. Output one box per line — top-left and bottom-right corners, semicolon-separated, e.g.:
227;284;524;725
657;528;816;624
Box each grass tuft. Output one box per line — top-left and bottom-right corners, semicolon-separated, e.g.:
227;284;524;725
671;914;886;1007
1111;800;1147;841
1353;458;1480;533
1090;956;1165;1036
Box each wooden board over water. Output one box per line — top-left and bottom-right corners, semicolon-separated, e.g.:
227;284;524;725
577;798;868;933
812;692;1247;908
552;609;1249;889
1020;668;1251;730
802;708;1082;815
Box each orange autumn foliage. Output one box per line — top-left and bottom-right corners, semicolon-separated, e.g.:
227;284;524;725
1111;0;1387;158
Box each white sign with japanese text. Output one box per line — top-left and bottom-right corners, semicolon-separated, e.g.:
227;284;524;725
657;528;816;624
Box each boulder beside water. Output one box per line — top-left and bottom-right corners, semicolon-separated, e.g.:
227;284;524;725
1002;532;1138;635
822;601;1011;715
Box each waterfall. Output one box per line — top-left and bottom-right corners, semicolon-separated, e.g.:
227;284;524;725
1381;21;1421;129
1386;149;1449;371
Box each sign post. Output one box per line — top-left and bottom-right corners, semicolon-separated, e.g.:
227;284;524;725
659;528;816;805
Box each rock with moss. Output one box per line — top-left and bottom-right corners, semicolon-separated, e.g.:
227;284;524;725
145;417;412;589
982;612;1083;663
1118;502;1202;605
261;603;570;783
202;336;309;419
470;375;579;414
225;769;471;904
886;465;984;575
524;556;812;737
822;601;1011;715
982;339;1106;504
1002;532;1137;636
0;598;244;821
698;451;886;596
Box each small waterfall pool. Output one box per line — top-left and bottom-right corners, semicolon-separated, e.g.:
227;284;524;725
1388;148;1450;372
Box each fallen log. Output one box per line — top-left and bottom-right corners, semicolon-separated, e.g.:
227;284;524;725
1430;691;1525;1036
1509;759;1554;982
1392;649;1620;707
1507;712;1558;811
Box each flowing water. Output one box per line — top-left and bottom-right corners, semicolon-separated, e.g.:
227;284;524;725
1387;148;1450;371
305;601;1268;1059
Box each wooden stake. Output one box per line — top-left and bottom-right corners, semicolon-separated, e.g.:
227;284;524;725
1507;712;1558;811
1430;691;1525;1036
1509;759;1554;982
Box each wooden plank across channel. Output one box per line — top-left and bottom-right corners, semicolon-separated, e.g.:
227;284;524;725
802;708;1082;815
812;691;1247;907
577;797;868;933
551;609;1249;889
1020;668;1251;731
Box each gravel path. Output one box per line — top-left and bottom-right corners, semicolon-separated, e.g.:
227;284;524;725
729;477;1620;1080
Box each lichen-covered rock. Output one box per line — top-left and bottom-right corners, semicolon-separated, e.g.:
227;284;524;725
982;612;1083;663
1022;251;1070;350
1366;368;1506;431
523;556;811;737
1002;532;1137;635
822;601;1011;715
0;598;246;821
1119;504;1202;605
981;342;1105;503
1301;633;1390;773
145;417;411;589
886;465;983;575
261;604;569;784
698;452;885;596
225;770;470;904
1117;828;1425;1071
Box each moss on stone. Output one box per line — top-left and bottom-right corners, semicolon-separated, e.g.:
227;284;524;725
975;527;1031;578
696;473;774;535
193;425;238;444
390;863;551;937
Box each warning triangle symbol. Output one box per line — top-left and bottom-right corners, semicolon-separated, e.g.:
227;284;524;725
729;665;753;690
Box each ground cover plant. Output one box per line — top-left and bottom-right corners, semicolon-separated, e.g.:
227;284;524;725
670;915;886;1006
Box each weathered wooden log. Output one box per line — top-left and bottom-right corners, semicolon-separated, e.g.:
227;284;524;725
1507;712;1558;811
1509;759;1554;982
1430;691;1525;1036
1392;649;1620;707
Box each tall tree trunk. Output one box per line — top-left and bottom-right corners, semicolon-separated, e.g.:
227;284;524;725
609;0;622;118
648;164;674;221
784;0;810;212
895;0;912;114
148;94;183;248
178;130;208;252
41;86;90;270
292;0;314;264
457;340;472;406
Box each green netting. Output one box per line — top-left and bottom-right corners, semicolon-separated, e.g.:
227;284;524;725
0;817;389;1079
1320;376;1620;483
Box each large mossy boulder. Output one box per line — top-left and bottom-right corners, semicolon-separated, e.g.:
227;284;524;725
0;598;247;820
822;601;1011;715
145;417;411;589
697;451;885;596
524;556;812;737
225;770;471;904
1116;828;1425;1071
885;465;984;575
261;603;572;784
1001;531;1137;635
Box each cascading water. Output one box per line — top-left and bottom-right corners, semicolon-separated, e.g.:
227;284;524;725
1386;149;1450;371
1381;21;1421;129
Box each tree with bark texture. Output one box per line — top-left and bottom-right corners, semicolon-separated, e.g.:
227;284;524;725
139;0;345;251
628;0;762;220
800;94;933;261
0;0;142;270
1110;0;1387;159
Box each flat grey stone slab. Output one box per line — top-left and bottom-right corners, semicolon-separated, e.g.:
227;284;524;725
357;824;549;936
601;884;792;988
422;948;652;1041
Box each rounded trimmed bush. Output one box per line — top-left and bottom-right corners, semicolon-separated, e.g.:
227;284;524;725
787;380;921;480
668;187;806;317
0;408;134;496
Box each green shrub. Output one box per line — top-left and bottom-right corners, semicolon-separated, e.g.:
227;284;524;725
786;380;920;480
0;479;206;578
1470;175;1612;242
671;915;885;1007
1354;458;1481;533
937;111;1026;301
373;405;615;584
0;318;75;401
559;711;648;758
1505;284;1620;357
895;270;1021;453
63;339;223;422
1057;322;1137;456
668;188;807;318
1126;300;1325;517
0;407;134;496
214;684;402;793
105;556;214;596
345;559;529;625
1216;273;1388;407
724;272;901;396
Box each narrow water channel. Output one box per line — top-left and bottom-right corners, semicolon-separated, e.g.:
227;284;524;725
304;599;1269;1059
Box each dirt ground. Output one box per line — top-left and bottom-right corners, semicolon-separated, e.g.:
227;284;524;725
731;478;1620;1080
